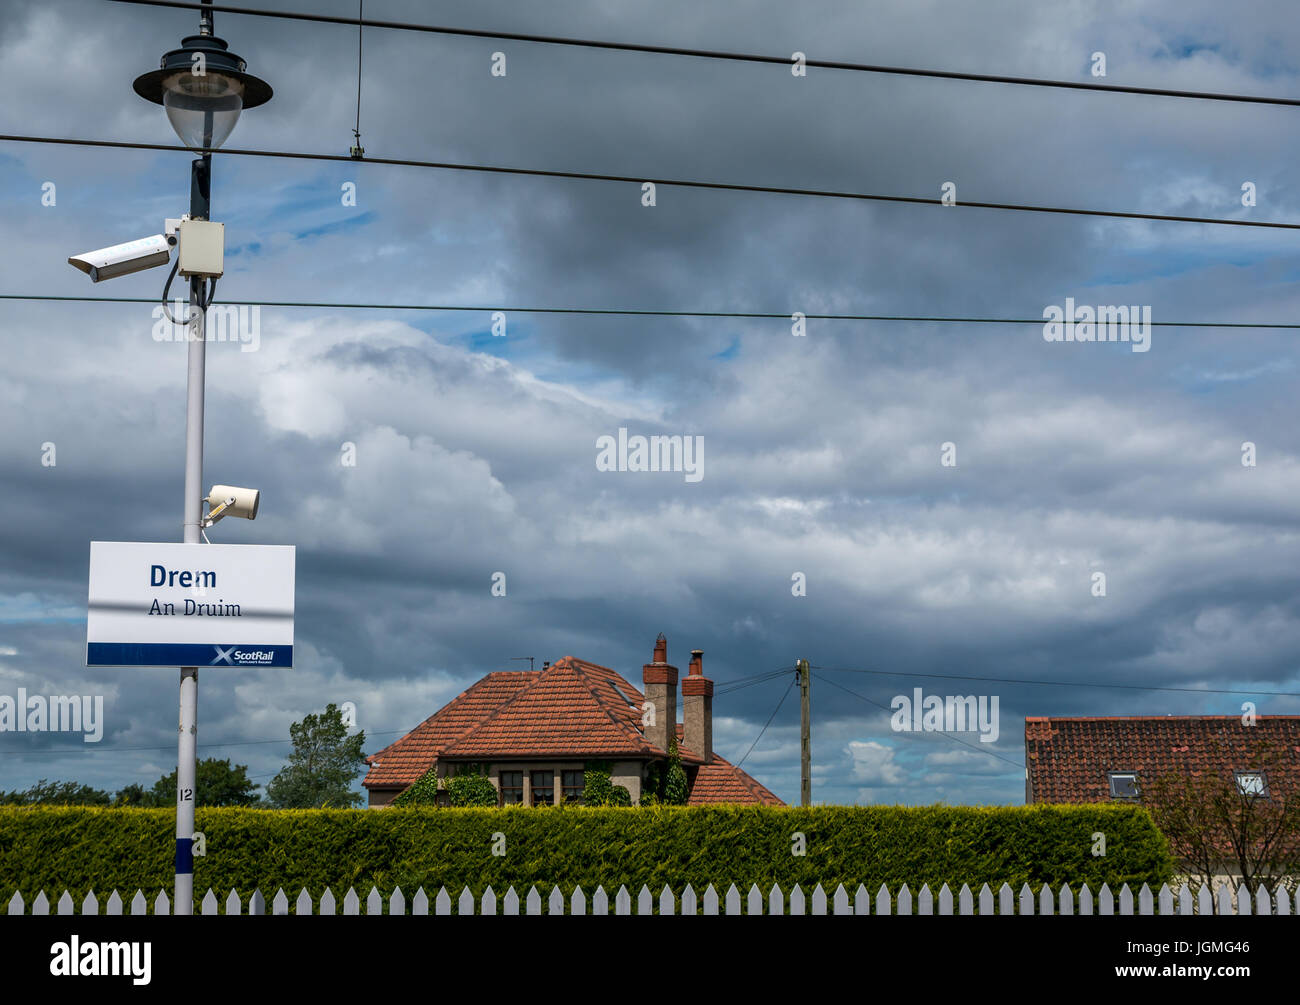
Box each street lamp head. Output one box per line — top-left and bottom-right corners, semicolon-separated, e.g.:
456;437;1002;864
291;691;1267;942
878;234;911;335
133;34;271;150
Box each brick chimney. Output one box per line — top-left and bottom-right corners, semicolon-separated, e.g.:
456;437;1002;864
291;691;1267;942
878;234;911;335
681;649;713;763
642;633;677;754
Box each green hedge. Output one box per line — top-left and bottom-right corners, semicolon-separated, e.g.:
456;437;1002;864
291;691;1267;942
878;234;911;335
0;804;1173;906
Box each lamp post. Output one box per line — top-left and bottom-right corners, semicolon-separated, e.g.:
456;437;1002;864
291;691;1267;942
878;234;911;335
132;0;271;915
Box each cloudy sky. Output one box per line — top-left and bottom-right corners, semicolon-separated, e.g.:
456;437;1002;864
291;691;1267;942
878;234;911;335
1;0;1298;806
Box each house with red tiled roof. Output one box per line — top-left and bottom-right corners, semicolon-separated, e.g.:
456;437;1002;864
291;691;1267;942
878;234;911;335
364;635;783;808
1024;715;1300;804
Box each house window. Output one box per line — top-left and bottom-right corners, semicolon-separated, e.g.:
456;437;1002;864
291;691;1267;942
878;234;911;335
530;770;554;806
1108;772;1140;799
499;771;523;805
562;770;584;804
1236;771;1268;798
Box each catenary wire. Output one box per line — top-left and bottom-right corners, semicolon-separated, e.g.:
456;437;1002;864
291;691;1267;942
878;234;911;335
3;295;1300;331
105;0;1300;108
2;133;1297;232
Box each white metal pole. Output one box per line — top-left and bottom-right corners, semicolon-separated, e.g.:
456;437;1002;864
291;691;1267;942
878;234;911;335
176;141;211;914
175;0;217;919
176;269;204;916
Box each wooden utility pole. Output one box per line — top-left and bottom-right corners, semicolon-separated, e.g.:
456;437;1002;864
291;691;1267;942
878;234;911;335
797;658;811;806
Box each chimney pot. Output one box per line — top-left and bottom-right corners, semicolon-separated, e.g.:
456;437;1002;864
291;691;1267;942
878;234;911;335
689;649;703;675
653;632;667;664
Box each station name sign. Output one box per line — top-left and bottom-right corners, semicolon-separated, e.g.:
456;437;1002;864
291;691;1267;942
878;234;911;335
87;541;295;668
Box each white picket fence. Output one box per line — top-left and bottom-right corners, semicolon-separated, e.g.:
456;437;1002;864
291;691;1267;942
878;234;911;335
5;881;1295;915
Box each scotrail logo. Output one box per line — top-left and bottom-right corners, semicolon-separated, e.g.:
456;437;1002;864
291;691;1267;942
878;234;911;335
210;647;276;666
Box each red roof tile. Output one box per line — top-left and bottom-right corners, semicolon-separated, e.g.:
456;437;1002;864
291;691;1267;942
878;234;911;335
1024;715;1300;803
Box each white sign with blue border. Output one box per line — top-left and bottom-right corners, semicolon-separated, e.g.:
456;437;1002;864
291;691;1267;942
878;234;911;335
87;541;295;668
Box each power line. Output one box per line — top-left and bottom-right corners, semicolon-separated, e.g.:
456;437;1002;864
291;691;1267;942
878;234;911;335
814;666;1300;698
106;0;1300;109
0;727;404;758
734;679;794;769
815;672;1024;770
0;669;790;757
3;133;1298;232
4;294;1300;331
716;669;794;696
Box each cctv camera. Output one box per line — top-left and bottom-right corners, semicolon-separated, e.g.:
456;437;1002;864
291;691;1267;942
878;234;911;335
205;485;260;526
68;233;176;283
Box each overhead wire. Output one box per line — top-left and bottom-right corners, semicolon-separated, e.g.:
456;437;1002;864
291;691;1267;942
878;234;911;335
815;672;1025;770
3;294;1300;332
734;678;795;769
0;727;407;758
106;0;1300;108
2;133;1297;232
716;669;795;696
813;666;1300;698
1;667;791;758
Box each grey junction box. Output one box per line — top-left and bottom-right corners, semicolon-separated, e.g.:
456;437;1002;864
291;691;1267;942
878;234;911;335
178;218;224;278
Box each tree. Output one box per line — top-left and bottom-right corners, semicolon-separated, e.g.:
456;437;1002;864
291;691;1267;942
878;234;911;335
112;783;153;807
583;765;632;807
146;758;260;807
583;763;618;806
266;704;367;808
1;779;112;805
1146;738;1300;910
663;739;689;805
641;761;662;805
638;742;689;806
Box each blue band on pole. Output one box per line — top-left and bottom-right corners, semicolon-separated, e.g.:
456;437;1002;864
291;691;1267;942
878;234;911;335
175;837;193;874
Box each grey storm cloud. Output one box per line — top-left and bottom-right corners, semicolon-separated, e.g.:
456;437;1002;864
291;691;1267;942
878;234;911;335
0;0;1298;806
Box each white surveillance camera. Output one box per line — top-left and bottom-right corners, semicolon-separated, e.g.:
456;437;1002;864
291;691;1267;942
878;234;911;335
68;233;176;283
205;485;260;526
